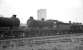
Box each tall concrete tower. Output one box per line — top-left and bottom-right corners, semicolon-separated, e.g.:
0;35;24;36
37;9;47;20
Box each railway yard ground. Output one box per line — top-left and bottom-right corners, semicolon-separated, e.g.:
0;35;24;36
0;33;83;50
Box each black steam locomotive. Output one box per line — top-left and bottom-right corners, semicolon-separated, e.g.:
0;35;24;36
0;15;23;39
25;18;83;37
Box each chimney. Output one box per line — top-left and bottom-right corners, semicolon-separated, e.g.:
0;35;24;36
69;21;71;24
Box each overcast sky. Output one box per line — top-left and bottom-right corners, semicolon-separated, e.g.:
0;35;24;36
0;0;83;24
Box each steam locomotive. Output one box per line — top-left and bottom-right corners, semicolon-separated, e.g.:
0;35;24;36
25;19;83;37
0;15;23;39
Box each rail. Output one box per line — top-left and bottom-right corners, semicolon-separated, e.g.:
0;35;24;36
0;33;82;49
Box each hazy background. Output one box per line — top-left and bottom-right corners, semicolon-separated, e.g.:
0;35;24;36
0;0;83;24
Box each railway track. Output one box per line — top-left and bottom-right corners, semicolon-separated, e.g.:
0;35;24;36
0;33;83;50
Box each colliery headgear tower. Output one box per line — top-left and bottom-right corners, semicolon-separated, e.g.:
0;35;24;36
37;9;47;20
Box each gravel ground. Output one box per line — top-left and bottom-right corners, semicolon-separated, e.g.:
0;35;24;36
0;33;83;50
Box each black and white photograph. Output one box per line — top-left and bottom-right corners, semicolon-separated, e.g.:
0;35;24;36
0;0;83;50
